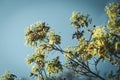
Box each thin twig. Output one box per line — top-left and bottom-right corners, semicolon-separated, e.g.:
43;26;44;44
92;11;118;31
53;45;106;80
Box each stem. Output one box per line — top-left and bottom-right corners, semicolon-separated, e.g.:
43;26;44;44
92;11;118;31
44;69;48;78
53;45;106;80
88;70;105;80
38;71;44;80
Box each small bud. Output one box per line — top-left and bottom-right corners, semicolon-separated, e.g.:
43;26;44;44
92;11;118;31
29;73;34;77
87;29;93;34
93;25;96;27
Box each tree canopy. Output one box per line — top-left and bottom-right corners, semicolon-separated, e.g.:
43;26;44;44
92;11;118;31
0;2;120;80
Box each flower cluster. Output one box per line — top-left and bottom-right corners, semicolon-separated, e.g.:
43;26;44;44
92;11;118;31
25;21;63;79
0;71;17;80
105;2;120;19
25;21;50;46
92;26;108;39
106;3;120;33
70;11;92;28
46;56;63;74
48;31;61;45
68;8;120;63
27;44;46;66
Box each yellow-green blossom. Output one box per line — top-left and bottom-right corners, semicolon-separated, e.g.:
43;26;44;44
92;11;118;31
93;26;108;39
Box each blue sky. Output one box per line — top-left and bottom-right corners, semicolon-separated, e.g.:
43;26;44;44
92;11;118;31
0;0;119;79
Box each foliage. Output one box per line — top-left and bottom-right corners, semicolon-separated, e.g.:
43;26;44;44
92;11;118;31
24;2;120;80
0;71;17;80
25;21;63;80
1;2;120;80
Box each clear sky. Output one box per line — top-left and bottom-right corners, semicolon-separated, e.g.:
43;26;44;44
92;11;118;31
0;0;119;79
